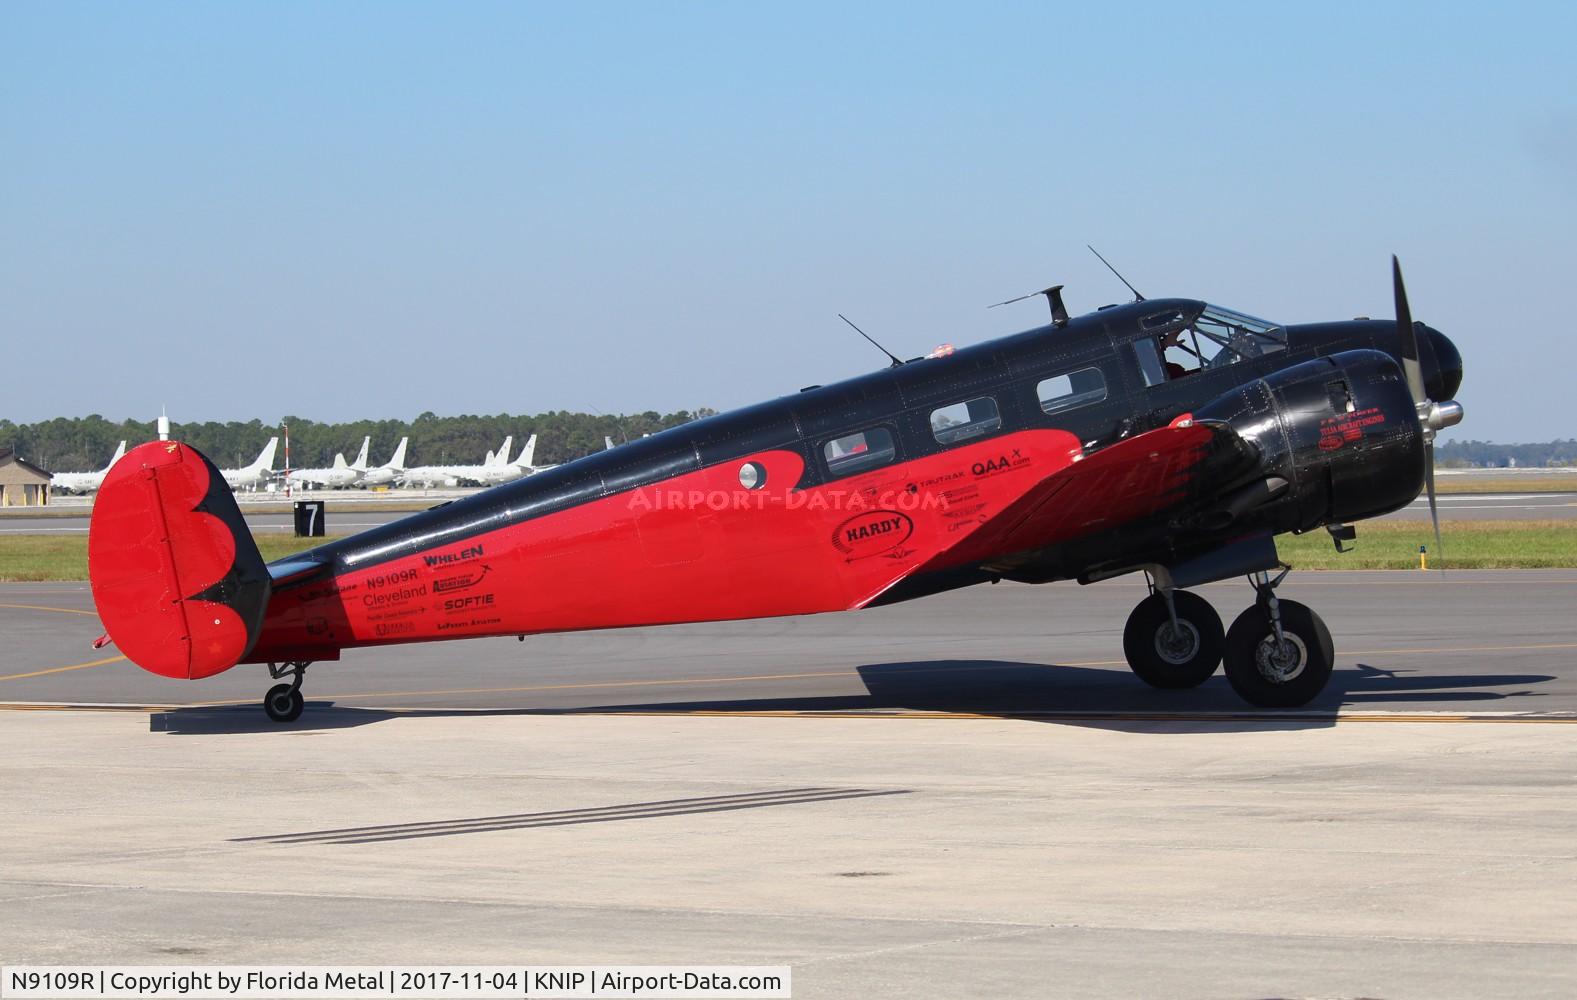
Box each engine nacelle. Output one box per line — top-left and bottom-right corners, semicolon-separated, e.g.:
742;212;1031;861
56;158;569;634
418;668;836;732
1194;349;1425;534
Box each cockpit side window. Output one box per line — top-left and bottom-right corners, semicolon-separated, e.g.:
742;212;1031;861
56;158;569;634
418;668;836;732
1132;338;1167;387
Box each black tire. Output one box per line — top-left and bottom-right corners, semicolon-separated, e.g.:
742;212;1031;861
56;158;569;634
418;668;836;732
1122;590;1225;689
263;684;304;723
1223;599;1335;708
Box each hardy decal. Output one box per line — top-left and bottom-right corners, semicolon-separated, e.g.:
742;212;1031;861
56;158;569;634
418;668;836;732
831;510;914;559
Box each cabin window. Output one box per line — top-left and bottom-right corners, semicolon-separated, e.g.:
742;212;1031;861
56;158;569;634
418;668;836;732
930;396;1001;445
1039;367;1109;414
823;427;897;477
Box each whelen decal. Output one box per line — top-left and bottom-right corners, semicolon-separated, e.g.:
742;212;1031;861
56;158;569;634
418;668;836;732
832;510;914;560
423;543;485;568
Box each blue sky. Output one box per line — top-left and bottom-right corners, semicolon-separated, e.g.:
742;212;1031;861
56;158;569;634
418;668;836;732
3;2;1573;441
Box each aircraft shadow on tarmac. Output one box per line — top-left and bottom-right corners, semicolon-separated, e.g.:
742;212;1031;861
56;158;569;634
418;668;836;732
147;658;1556;736
571;659;1557;734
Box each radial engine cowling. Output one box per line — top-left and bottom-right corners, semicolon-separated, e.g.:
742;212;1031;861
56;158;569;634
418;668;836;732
1193;349;1425;534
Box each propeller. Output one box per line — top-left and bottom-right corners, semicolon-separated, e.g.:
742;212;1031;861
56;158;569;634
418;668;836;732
1392;255;1463;567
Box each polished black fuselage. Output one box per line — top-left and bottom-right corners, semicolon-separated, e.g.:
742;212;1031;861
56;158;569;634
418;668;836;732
303;299;1459;596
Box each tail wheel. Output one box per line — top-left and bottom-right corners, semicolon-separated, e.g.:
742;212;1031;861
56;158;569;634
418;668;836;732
1122;590;1224;689
264;683;304;723
1223;599;1335;708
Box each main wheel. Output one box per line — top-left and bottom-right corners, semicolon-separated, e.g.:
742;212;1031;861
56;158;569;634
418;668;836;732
1222;599;1335;708
1122;590;1225;689
263;684;304;723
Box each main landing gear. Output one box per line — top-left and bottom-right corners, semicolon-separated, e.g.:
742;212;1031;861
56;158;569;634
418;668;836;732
1122;567;1335;707
263;661;311;723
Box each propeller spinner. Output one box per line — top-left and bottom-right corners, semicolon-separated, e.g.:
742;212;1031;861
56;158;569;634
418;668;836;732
1392;255;1465;563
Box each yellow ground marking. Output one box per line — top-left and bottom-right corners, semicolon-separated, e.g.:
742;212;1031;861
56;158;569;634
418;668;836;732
0;603;99;617
0;655;126;682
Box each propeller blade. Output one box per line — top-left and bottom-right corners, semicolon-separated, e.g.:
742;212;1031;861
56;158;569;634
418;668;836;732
1392;255;1428;405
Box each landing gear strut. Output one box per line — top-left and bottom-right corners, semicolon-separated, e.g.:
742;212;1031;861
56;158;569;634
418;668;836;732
1122;575;1225;689
1221;568;1334;708
263;661;310;723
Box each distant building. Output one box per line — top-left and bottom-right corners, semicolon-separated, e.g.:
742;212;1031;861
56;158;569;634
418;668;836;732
0;447;52;506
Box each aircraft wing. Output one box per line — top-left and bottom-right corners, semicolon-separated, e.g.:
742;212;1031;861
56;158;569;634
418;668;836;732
877;419;1260;592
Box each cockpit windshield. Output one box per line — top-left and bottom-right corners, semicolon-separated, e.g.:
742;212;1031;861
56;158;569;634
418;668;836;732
1193;306;1287;367
1135;304;1288;385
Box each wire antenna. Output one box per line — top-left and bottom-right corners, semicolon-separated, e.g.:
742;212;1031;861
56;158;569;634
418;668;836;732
1087;245;1145;301
839;314;904;367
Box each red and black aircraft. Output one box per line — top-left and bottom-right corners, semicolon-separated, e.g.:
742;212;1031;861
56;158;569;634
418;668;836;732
88;258;1463;721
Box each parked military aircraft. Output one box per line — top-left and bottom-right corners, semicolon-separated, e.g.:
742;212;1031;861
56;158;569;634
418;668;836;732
88;258;1461;721
51;441;126;495
219;437;278;492
401;436;513;488
287;437;370;490
357;437;408;487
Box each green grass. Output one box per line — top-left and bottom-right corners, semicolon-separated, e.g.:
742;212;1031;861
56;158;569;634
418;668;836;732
1275;519;1577;570
1436;474;1577;494
0;535;341;582
2;521;1575;581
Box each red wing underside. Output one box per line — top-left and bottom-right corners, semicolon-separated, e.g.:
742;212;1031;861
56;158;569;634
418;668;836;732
869;421;1237;599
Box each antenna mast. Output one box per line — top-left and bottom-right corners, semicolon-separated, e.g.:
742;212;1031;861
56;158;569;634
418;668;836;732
1087;245;1144;301
839;314;904;367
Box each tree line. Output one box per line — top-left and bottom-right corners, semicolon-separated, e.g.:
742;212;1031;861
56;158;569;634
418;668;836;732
1436;439;1577;469
5;414;1573;474
0;410;716;473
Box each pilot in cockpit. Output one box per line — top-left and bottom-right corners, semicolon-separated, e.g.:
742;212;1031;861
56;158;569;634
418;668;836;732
1161;329;1192;380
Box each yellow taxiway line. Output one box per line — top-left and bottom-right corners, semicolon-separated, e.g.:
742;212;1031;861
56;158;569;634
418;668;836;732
0;602;99;617
0;655;126;683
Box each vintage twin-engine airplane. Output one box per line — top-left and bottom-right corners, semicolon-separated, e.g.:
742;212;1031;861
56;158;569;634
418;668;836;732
87;259;1462;721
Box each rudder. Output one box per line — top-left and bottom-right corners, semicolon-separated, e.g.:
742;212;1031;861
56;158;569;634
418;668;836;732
89;441;272;679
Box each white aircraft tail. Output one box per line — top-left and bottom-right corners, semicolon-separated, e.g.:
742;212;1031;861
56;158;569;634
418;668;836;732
104;441;127;472
249;437;279;473
386;437;408;470
332;453;348;470
518;434;538;469
351;436;371;471
605;435;615;451
490;436;513;467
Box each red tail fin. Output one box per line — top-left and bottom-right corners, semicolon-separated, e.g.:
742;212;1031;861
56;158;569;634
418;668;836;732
88;441;271;678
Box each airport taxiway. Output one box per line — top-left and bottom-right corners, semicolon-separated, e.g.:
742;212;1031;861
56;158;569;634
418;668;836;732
2;573;1575;996
2;571;1574;715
